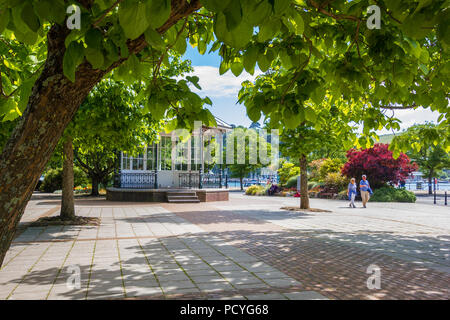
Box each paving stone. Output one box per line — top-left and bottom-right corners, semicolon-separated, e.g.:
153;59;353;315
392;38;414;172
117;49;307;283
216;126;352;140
284;291;329;300
3;194;448;300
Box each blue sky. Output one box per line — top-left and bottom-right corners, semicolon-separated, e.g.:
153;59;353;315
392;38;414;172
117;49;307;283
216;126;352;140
182;45;261;127
182;45;441;134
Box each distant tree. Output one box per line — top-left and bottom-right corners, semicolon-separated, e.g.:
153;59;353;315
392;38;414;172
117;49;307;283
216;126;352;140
391;123;450;194
225;127;271;190
72;80;160;196
249;122;261;130
342;144;417;189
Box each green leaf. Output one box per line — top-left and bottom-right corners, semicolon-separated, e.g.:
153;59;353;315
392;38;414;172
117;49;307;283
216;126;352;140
174;37;187;55
21;2;40;32
219;60;230;75
257;19;281;42
147;0;171;29
223;0;242;31
290;11;304;35
247;105;261;122
201;0;232;12
231;60;244;76
144;28;165;50
33;0;65;24
243;46;258;74
214;13;253;49
242;0;272;25
0;97;15;117
0;8;9;33
186;76;202;90
18;75;38;113
257;52;272;72
204;96;213;105
304;107;317;122
282;108;301;129
85;47;105;69
3;59;21;71
118;1;150;40
85;28;103;50
63;42;85;82
273;0;291;15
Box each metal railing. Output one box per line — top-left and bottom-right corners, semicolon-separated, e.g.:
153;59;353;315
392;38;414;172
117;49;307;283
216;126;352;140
178;172;227;189
120;172;156;189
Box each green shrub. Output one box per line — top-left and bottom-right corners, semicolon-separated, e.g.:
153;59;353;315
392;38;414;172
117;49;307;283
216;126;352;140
286;175;299;189
370;186;416;203
338;190;348;200
277;161;300;186
245;184;270;196
323;172;347;193
40;167;89;193
308;181;323;190
318;158;343;181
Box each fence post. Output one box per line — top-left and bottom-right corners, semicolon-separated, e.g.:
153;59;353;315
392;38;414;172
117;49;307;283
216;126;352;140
113;150;121;188
188;171;192;188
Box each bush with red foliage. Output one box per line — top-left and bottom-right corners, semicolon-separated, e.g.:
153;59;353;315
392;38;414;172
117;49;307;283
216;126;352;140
341;144;417;188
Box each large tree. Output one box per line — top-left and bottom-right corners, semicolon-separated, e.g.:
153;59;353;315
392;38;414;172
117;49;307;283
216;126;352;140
274;99;358;209
0;0;448;266
71;79;161;196
391;123;450;194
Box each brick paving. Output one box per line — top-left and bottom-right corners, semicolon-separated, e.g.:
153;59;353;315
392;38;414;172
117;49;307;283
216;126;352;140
0;192;448;300
162;194;450;300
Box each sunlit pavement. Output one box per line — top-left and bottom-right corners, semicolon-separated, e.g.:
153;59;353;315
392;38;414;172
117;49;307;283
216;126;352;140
0;192;448;300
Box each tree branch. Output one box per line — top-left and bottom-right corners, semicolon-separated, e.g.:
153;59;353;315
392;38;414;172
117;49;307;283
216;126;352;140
92;0;123;28
308;0;359;21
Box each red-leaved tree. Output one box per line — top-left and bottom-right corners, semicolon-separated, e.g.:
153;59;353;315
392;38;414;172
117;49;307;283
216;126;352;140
341;144;417;188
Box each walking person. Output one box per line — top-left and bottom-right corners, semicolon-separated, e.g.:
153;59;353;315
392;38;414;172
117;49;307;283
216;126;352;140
359;175;373;208
347;178;357;208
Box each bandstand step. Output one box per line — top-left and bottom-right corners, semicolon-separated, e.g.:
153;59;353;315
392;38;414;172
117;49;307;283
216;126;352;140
166;192;200;203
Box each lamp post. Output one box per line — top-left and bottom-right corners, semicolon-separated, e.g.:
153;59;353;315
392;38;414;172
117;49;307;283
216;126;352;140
199;129;204;189
154;143;158;189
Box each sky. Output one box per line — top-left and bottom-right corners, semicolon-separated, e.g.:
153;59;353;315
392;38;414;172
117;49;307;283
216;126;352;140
182;45;441;135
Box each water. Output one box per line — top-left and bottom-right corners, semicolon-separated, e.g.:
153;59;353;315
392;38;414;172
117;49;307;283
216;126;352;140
404;182;450;191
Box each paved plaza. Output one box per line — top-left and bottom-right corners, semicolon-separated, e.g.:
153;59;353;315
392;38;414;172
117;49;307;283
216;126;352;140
0;193;448;300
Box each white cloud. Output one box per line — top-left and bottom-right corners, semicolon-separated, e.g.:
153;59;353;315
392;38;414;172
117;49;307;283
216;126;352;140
184;66;261;98
377;108;441;135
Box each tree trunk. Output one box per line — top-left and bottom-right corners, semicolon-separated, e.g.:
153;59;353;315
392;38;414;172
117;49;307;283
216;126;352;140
0;0;203;268
60;136;75;220
299;155;310;209
91;176;100;197
0;25;105;267
240;176;243;191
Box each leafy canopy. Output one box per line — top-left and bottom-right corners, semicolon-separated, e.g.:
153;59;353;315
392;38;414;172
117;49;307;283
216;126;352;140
391;122;450;177
0;0;448;151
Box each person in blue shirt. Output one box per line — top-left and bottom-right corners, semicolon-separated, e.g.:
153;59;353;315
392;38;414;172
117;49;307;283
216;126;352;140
347;178;357;208
359;175;373;208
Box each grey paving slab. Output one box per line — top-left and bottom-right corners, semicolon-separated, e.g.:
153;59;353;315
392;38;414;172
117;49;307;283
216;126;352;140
284;291;329;300
7;195;447;300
